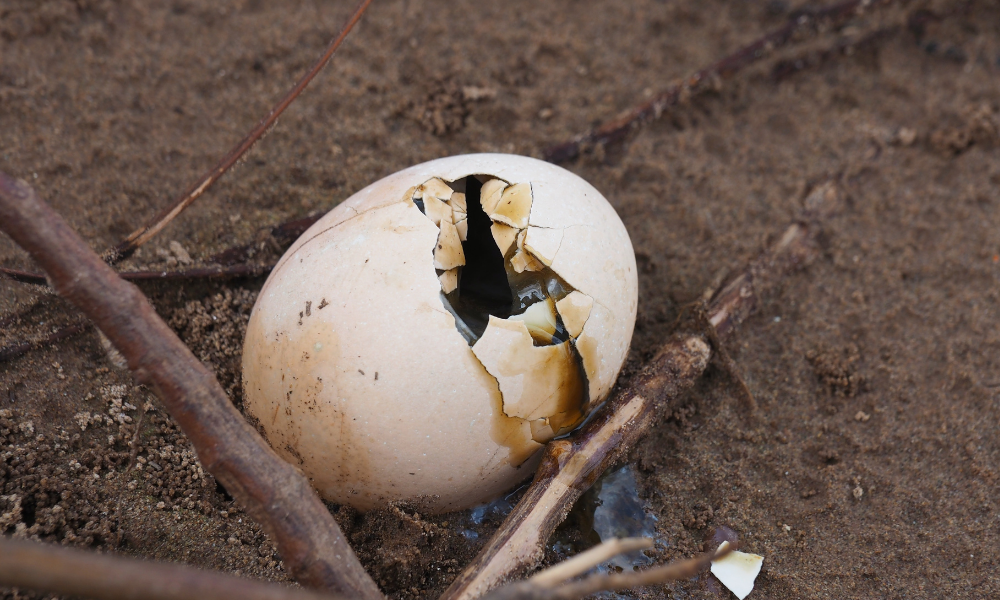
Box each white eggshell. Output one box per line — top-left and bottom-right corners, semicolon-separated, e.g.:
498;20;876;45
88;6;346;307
711;542;764;600
242;154;637;513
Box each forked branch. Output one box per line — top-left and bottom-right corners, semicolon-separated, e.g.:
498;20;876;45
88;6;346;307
443;182;842;600
0;534;729;600
0;172;384;600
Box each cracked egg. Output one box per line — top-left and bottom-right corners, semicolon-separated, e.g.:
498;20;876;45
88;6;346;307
242;154;637;512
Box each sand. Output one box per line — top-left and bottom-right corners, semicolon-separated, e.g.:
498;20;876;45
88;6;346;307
2;0;999;598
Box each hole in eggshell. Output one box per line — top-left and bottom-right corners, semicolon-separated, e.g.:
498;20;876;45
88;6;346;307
412;174;598;446
446;175;513;339
413;175;581;348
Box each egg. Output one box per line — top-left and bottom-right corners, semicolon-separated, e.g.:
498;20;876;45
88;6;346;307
242;154;637;513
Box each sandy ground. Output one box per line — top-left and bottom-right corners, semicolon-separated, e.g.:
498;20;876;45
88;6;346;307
2;0;1000;598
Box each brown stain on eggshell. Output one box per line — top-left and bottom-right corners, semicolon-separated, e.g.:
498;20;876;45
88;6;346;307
245;284;376;496
574;332;601;402
291;316;373;495
460;344;541;469
472;317;587;444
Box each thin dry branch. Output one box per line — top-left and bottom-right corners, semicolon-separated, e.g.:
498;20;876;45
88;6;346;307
0;322;90;363
481;543;735;600
103;0;373;264
770;25;900;82
0;534;725;600
0;536;342;600
0;212;320;363
1;207;322;284
0;172;384;600
543;0;893;163
527;538;653;587
549;546;729;600
442;182;841;600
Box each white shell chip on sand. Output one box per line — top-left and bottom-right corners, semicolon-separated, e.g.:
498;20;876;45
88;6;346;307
710;541;764;600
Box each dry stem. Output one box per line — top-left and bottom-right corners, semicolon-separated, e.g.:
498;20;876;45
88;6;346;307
0;172;384;600
1;203;322;284
0;537;343;600
0;322;90;363
0;534;725;600
1;263;274;285
548;546;730;600
481;543;735;600
527;538;653;587
543;0;893;163
103;0;373;264
0;213;322;362
443;182;841;600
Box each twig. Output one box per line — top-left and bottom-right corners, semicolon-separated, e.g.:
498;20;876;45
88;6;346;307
0;173;384;600
0;536;343;600
103;0;373;264
528;538;653;587
442;182;841;600
1;263;275;286
550;546;731;600
0;533;726;600
770;25;900;82
0;212;318;362
481;543;735;600
0;322;90;363
1;210;322;284
543;0;892;163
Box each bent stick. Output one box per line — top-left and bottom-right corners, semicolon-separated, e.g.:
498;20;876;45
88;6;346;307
0;536;344;600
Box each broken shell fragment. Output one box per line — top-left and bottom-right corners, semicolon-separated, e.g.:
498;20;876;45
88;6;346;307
450;191;467;215
439;268;459;294
471;317;585;435
423;194;452;227
490;182;532;228
523;226;562;266
491;222;519;255
242;154;638;513
455;218;469;242
556;291;594;339
510;248;545;273
433;218;465;271
711;541;764;600
480;178;506;214
418;176;454;202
